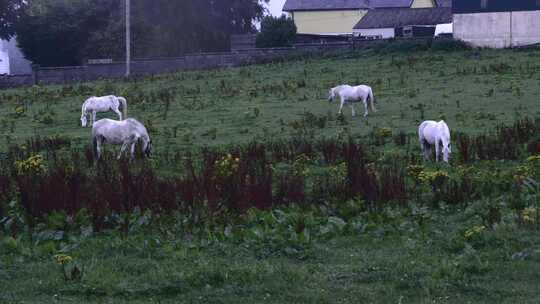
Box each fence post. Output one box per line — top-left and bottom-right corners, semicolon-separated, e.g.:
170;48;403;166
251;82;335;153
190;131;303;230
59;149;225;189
31;64;39;85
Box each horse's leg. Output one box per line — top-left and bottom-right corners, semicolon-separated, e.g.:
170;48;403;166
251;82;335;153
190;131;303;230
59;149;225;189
350;104;356;117
435;139;441;162
338;99;344;115
130;142;136;159
96;141;101;160
95;137;103;160
363;100;369;117
118;142;129;160
424;144;432;161
92;111;97;126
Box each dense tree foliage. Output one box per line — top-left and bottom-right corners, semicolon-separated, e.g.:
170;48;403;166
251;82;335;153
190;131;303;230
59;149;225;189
256;15;297;48
15;0;269;66
15;0;117;66
0;0;26;40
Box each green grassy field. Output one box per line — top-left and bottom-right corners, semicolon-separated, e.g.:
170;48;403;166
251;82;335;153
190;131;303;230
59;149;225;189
2;206;540;303
2;45;540;303
2;47;540;153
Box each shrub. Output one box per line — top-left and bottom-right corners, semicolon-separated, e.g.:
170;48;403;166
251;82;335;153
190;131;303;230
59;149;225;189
256;15;297;48
431;39;470;52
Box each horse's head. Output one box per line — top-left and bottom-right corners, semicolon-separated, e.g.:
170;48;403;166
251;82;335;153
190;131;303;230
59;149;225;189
442;140;451;163
81;116;88;127
328;89;335;103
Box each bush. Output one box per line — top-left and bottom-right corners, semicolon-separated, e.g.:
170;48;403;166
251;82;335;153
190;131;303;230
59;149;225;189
431;38;471;52
256;15;297;48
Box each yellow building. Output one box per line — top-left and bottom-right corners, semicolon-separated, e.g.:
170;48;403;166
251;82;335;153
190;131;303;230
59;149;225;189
282;0;446;35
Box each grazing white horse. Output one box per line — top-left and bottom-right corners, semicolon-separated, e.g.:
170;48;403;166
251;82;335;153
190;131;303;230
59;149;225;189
328;84;377;117
81;95;127;127
92;118;152;160
418;120;451;163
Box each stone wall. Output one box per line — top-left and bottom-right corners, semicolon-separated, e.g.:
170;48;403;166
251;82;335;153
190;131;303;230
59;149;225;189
0;41;395;89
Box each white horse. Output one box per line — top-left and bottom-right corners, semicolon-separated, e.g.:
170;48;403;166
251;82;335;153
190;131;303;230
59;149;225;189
81;95;127;127
328;84;377;117
92;118;152;160
418;120;451;163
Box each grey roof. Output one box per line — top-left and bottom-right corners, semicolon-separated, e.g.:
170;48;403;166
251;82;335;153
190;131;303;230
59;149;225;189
283;0;370;11
353;7;452;29
436;0;451;7
282;0;450;11
282;0;420;11
367;0;413;8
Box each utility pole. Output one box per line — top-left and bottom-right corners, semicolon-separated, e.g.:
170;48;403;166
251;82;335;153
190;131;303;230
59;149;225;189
125;0;131;77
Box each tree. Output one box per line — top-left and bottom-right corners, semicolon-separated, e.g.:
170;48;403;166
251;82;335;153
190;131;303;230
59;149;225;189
0;0;26;40
15;0;269;66
256;15;297;48
15;0;120;66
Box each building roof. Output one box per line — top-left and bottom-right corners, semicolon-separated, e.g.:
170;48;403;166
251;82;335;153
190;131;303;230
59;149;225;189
283;0;369;11
354;7;452;29
367;0;413;9
283;0;451;11
282;0;426;11
435;0;451;7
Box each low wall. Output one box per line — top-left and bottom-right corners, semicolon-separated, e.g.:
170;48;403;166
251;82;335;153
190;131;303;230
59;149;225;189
0;74;34;89
0;41;398;89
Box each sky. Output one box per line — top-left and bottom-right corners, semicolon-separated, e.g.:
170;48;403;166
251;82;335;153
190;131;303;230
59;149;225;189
266;0;286;16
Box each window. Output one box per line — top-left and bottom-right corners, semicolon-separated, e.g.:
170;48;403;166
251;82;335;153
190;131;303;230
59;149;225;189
480;0;488;9
403;26;413;38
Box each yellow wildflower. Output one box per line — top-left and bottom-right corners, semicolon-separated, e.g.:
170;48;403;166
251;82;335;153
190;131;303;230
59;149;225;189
215;154;240;179
54;254;73;265
407;165;424;182
14;106;25;116
464;225;486;240
522;207;538;224
526;155;540;163
418;170;448;186
15;154;46;175
375;127;393;139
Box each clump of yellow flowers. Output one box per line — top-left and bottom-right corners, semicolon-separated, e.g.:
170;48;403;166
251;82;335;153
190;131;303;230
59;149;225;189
418;170;449;186
14;105;25;116
407;164;425;183
54;254;73;265
215;153;240;179
464;225;486;240
375;127;393;139
522;207;538;224
292;154;311;177
15;154;46;175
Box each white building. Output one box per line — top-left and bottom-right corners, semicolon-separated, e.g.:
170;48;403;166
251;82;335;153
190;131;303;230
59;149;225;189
353;7;452;39
453;0;540;48
0;38;32;75
0;41;10;75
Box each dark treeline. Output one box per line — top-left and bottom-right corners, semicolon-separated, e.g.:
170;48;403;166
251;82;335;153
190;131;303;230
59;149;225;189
13;0;268;67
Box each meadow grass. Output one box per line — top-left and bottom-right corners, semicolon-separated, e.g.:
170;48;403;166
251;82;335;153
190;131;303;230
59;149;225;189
2;207;540;303
1;47;540;154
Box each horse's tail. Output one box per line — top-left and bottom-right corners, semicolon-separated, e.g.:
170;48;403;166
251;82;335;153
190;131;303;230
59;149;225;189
369;88;377;112
92;135;99;159
118;96;127;120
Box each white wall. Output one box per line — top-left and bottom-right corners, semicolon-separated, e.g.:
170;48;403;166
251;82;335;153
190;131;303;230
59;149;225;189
353;28;395;39
511;11;540;46
0;40;10;75
454;11;540;48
